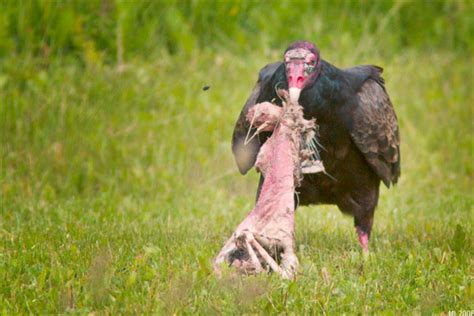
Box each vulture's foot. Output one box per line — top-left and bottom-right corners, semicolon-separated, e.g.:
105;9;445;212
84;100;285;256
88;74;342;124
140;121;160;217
356;226;369;253
213;230;298;280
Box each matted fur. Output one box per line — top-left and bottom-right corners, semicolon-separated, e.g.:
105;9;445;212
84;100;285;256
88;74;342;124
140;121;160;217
213;91;317;279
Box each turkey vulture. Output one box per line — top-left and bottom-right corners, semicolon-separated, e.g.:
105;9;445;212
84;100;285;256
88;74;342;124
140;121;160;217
231;41;400;252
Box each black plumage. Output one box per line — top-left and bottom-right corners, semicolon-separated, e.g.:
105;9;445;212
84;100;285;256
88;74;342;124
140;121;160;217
231;58;400;243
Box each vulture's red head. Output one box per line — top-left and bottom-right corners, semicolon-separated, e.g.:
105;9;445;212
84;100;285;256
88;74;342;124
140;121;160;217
284;41;321;102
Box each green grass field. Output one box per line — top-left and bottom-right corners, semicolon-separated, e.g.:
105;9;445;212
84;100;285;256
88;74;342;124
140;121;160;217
1;1;473;314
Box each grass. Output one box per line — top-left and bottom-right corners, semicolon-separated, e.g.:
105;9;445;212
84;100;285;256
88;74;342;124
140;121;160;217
1;47;472;314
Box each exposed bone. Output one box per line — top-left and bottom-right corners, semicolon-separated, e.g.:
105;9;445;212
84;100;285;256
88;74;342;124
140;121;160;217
214;92;322;279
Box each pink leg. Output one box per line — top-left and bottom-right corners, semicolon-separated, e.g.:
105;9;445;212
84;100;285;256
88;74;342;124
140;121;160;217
356;227;369;252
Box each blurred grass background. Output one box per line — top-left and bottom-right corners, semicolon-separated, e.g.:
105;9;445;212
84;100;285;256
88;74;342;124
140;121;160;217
0;0;473;313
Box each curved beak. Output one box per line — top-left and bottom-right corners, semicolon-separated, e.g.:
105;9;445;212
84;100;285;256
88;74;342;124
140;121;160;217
289;87;301;103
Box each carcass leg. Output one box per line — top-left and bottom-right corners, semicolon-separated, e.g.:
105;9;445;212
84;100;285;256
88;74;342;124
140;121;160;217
247;236;284;276
214;230;298;279
236;232;263;273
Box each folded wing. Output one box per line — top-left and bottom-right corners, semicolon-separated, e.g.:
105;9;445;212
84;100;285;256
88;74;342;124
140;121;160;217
231;62;284;174
348;68;401;187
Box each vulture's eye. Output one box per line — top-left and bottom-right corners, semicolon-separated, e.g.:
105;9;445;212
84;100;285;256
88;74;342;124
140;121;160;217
304;63;315;76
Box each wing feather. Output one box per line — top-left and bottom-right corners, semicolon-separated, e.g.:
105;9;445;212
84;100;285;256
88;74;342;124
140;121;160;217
231;62;283;174
350;78;401;187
